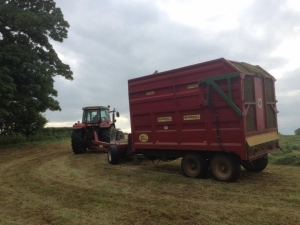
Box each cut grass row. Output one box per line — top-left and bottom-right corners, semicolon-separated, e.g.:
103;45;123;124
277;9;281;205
269;134;300;166
1;133;300;167
1;140;300;225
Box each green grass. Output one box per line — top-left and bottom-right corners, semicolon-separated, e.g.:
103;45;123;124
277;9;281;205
0;127;72;147
269;134;300;166
2;131;300;167
1;136;300;224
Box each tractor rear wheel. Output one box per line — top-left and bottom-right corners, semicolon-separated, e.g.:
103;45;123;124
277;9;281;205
101;126;116;143
242;155;268;172
71;130;87;154
210;154;241;182
116;130;125;141
181;154;208;178
107;145;120;165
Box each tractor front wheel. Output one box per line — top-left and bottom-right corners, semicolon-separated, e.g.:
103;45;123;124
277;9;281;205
71;130;87;154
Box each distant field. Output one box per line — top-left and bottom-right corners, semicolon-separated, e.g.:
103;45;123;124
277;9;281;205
0;136;300;225
0;127;72;147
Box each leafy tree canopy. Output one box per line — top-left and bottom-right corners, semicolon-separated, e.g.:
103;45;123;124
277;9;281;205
0;0;73;136
295;128;300;135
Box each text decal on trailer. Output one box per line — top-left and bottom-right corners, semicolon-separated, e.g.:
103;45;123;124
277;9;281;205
158;117;172;122
183;115;201;120
187;84;198;89
146;91;154;95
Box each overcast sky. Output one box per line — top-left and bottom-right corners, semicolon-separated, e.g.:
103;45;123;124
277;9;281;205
46;0;300;135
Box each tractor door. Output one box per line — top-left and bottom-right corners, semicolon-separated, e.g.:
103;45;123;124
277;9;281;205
100;109;111;122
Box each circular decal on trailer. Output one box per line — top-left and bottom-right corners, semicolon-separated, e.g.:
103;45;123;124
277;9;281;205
139;134;149;142
257;98;263;108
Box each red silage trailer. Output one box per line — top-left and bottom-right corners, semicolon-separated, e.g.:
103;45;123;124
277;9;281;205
107;58;279;182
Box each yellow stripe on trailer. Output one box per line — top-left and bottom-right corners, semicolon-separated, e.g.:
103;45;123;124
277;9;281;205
246;132;279;147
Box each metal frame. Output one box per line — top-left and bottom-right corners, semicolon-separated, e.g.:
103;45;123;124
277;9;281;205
199;72;242;116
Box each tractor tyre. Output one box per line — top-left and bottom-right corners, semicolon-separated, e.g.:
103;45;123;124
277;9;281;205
71;130;87;154
181;154;208;178
107;145;120;165
116;130;125;141
210;154;241;182
101;126;116;143
242;154;268;172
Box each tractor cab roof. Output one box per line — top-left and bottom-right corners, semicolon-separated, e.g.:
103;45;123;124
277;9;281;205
82;106;109;110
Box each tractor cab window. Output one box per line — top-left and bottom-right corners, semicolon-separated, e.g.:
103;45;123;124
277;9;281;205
82;109;100;123
100;109;110;122
82;108;110;123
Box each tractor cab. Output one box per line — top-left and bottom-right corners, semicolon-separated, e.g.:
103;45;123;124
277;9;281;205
82;106;119;124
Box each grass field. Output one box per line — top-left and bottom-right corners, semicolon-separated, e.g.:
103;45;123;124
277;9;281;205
1;136;300;225
269;135;300;166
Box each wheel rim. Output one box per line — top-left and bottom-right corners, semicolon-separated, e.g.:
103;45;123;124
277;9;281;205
108;150;112;162
186;158;199;174
215;161;231;178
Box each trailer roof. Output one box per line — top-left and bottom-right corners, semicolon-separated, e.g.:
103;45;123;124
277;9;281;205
226;59;271;77
129;58;273;82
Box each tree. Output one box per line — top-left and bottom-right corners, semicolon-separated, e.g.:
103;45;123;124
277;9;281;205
0;0;73;136
295;128;300;135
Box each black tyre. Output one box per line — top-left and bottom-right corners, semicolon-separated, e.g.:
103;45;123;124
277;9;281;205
116;130;125;141
101;126;116;143
71;130;87;154
242;154;268;172
107;145;120;165
181;154;208;178
210;154;241;182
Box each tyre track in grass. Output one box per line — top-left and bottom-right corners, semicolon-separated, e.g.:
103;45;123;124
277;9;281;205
1;140;300;225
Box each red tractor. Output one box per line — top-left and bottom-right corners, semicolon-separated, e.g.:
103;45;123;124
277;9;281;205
71;105;124;154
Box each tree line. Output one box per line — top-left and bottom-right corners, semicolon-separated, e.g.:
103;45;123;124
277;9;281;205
0;0;72;137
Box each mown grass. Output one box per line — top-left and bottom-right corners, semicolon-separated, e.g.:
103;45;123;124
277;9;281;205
269;134;300;166
0;136;300;225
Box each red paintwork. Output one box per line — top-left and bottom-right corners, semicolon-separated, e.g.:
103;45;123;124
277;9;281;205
87;131;127;152
254;77;266;131
72;122;127;152
72;121;112;129
127;58;278;161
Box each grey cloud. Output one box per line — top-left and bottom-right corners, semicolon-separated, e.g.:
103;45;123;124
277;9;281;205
46;0;300;134
276;68;300;134
277;96;300;135
277;68;300;93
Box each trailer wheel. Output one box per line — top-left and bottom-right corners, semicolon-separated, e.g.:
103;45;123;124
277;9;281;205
242;154;268;172
107;145;120;165
71;130;87;154
181;154;208;178
210;154;241;182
